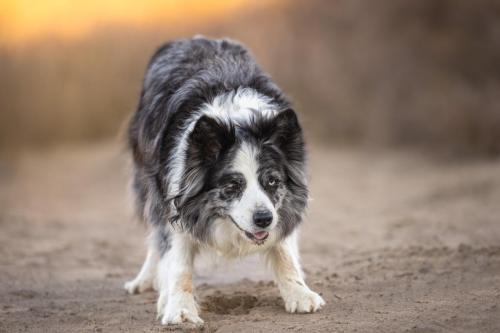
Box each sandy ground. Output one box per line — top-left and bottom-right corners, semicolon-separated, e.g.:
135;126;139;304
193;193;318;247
0;143;499;332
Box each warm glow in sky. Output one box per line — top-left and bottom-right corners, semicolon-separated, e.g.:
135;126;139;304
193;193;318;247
0;0;278;44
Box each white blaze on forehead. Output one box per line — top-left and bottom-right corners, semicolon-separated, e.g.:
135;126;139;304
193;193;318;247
230;142;276;233
233;142;260;182
204;87;277;124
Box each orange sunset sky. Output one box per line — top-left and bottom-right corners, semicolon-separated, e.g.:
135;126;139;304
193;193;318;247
0;0;280;45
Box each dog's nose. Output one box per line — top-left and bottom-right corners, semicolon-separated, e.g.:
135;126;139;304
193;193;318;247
253;210;273;228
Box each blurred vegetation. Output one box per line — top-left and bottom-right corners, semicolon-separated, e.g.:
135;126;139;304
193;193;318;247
1;0;499;155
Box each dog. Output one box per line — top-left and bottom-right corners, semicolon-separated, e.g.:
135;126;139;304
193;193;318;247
124;36;325;325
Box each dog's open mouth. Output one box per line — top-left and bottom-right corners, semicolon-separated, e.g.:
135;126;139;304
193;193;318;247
244;231;269;245
228;216;270;245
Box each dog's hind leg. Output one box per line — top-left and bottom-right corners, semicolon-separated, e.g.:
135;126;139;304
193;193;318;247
125;168;162;294
124;234;159;294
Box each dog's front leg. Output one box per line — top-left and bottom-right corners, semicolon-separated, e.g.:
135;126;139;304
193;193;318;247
157;231;202;325
268;231;325;313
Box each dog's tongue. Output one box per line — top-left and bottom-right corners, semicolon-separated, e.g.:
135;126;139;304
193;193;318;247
253;231;269;240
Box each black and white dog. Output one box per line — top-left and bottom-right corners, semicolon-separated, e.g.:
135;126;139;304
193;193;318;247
125;37;324;325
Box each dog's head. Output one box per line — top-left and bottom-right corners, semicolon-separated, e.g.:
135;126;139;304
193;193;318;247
172;109;308;245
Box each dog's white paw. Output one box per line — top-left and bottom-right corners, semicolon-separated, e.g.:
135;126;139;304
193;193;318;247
282;287;325;313
160;293;203;326
124;277;154;294
161;308;204;325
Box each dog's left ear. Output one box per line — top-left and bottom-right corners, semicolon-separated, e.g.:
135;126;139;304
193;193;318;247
268;109;305;159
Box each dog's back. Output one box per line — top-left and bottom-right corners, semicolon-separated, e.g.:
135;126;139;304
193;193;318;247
129;37;287;169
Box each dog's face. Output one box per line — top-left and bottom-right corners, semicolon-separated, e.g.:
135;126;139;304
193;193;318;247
173;109;307;245
217;142;286;244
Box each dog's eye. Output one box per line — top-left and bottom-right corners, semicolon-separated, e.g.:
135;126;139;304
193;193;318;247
267;177;280;187
224;181;242;195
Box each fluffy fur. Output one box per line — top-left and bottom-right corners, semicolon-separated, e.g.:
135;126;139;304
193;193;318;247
124;37;324;325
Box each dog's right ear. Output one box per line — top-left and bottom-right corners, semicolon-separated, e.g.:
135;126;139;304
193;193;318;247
179;115;234;207
187;115;235;166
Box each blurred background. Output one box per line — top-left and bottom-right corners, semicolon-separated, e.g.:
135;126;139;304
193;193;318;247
1;0;500;156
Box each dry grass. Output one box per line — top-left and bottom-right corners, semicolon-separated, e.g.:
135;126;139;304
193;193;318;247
1;0;499;156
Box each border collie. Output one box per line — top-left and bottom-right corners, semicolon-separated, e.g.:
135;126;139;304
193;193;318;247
124;37;325;325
